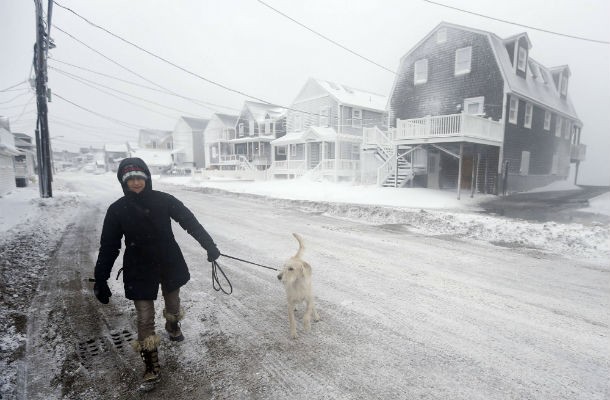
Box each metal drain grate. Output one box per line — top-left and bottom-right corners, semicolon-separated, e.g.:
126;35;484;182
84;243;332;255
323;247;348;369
77;329;135;369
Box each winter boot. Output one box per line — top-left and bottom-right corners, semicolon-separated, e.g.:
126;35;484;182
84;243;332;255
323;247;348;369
132;334;161;384
163;308;185;342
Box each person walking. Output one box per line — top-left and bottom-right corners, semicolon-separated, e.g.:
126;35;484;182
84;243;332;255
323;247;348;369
93;157;220;387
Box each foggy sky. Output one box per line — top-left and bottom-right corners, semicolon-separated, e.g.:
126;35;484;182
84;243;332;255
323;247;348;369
1;0;608;185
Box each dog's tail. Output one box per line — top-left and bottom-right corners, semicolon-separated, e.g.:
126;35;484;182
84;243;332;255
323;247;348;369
292;233;305;259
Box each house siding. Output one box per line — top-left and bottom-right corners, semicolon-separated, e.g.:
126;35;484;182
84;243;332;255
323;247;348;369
287;96;337;132
390;27;504;123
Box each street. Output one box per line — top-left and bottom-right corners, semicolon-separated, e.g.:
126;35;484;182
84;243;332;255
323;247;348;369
9;174;610;399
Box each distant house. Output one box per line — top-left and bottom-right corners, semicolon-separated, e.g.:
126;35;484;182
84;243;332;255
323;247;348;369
203;113;239;169
269;78;387;181
104;143;129;172
0;117;19;195
232;101;286;170
138;129;173;150
371;22;584;195
172;117;209;168
131;148;173;174
13;132;36;186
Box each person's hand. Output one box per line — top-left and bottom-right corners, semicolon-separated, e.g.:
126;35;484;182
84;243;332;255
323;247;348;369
207;244;221;262
93;280;112;304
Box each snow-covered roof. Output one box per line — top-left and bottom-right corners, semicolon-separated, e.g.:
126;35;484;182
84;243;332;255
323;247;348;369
271;127;361;145
180;116;209;131
312;79;387;112
138;129;172;141
104;143;128;153
215;113;239;128
131;149;173;167
244;101;286;122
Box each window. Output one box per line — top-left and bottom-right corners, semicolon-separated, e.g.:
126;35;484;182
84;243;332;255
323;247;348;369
544;111;551;130
436;28;447;43
414;59;428;84
517;47;527;72
524;103;533;129
352;109;362;127
211;147;217;158
519;151;530;175
463;96;484;115
294;113;303;131
319;107;329;127
508;97;518;124
555;116;562;137
564;120;571;139
454;46;472;75
238;122;244;137
290;144;297;157
560;75;568;96
277;146;286;156
249;121;255;136
264;119;272;134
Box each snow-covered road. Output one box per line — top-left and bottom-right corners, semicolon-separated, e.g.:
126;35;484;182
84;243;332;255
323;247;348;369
3;172;609;399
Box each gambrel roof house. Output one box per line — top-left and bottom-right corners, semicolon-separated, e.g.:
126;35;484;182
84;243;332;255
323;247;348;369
378;22;585;195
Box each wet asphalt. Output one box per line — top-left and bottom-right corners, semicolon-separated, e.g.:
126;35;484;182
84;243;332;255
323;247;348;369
478;185;610;225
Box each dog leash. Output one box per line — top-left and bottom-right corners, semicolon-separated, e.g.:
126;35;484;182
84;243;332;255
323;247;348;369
211;260;233;295
210;253;277;296
220;253;278;271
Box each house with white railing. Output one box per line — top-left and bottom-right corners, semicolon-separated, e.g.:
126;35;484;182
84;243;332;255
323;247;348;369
367;22;584;196
269;78;387;181
230;101;286;171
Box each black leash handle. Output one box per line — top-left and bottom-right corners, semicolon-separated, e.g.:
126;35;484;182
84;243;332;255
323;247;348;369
212;260;233;295
220;253;278;271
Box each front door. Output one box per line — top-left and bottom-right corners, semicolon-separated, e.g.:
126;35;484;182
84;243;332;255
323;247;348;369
308;142;320;169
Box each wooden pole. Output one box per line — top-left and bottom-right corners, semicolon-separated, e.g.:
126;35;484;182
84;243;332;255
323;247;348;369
457;143;463;200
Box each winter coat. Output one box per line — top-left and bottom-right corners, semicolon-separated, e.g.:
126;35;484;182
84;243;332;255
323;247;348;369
94;158;217;300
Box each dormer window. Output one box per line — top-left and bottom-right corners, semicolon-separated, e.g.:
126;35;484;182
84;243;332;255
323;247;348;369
560;75;568;96
436;28;447;44
517;47;527;72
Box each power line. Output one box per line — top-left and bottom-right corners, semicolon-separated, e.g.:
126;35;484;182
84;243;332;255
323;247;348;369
53;92;151;130
52;25;220;114
423;0;610;45
0;80;28;92
53;1;277;104
50;66;199;120
51;114;134;133
256;0;396;74
0;90;31;105
49;58;241;112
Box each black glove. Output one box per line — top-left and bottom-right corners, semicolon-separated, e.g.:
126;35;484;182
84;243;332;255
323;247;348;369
207;244;221;262
93;280;112;304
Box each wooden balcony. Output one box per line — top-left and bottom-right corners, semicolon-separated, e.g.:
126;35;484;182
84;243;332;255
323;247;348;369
395;113;503;146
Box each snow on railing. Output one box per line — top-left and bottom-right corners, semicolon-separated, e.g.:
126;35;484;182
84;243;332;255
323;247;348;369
395;113;503;142
377;154;397;186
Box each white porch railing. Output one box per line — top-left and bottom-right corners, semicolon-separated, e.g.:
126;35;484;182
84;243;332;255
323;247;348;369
218;155;240;164
363;127;394;159
268;160;307;176
395;113;503;143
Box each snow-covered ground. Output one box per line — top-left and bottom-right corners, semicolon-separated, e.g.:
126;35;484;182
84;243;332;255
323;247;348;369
1;171;609;399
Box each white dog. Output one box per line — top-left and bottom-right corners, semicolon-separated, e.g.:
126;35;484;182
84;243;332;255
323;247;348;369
277;233;320;339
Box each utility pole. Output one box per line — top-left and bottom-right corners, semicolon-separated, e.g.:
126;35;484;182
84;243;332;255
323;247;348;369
33;0;53;197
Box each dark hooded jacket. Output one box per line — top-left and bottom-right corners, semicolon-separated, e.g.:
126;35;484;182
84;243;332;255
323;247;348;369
94;157;217;300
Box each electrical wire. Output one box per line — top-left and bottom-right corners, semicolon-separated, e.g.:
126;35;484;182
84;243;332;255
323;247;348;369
49;57;240;112
0;80;28;92
52;24;220;114
51;3;327;118
256;0;396;74
53;92;152;130
422;0;610;45
0;90;31;105
50;66;199;120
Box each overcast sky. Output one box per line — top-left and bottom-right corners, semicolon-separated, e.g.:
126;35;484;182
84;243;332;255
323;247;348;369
1;0;609;184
